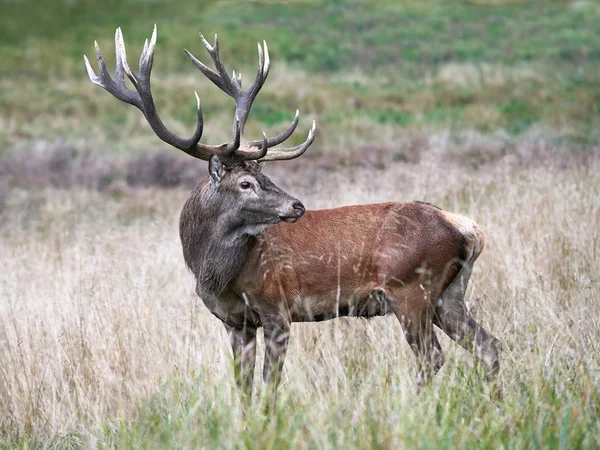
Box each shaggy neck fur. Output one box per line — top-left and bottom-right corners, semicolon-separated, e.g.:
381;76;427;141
179;182;256;294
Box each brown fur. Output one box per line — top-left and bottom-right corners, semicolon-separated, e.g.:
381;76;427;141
235;202;467;323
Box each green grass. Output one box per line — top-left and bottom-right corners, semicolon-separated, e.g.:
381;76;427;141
3;0;600;77
1;0;600;153
94;367;599;449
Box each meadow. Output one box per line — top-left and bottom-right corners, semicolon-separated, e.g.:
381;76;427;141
2;145;599;448
1;0;600;448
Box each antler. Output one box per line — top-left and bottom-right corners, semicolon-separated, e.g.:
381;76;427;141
256;119;316;162
85;26;316;163
84;26;217;160
185;32;316;162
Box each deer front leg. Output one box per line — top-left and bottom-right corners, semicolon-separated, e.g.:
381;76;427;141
225;324;257;406
262;317;290;411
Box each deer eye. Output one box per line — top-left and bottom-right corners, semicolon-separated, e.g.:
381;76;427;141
240;181;251;190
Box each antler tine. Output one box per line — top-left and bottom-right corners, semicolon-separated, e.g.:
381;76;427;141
185;33;239;97
235;130;269;160
258;120;317;162
139;23;157;77
85;25;210;159
203;33;241;97
186;35;270;126
194;114;242;158
84;37;140;108
231;40;270;138
116;27;136;86
247;109;300;149
232;70;242;90
184;36;236;97
247;41;270;97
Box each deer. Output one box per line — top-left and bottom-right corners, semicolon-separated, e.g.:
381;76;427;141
85;25;501;406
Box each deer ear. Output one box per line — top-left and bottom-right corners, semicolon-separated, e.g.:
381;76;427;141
209;155;224;186
257;161;266;172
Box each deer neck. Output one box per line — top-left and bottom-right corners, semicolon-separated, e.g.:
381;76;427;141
180;185;257;295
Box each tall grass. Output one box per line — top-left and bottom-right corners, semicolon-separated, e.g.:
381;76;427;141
1;146;598;448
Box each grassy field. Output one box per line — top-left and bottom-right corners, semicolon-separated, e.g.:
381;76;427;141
1;0;600;448
1;0;600;153
1;149;599;448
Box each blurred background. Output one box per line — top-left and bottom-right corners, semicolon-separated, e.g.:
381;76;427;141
1;0;599;189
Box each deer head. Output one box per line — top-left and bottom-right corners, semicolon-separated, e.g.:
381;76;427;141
84;25;315;226
207;156;305;230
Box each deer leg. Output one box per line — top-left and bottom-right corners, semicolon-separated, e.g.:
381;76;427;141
398;313;445;386
225;323;257;405
432;249;501;381
385;283;445;386
434;294;501;380
262;318;290;410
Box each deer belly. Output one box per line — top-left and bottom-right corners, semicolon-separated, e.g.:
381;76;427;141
291;290;391;322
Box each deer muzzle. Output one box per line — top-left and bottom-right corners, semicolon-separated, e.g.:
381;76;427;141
280;200;305;223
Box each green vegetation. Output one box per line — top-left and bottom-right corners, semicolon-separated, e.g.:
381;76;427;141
99;368;598;449
1;0;600;152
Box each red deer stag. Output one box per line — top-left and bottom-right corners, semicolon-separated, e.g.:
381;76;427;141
85;26;501;405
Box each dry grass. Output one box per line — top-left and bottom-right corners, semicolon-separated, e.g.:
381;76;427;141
1;147;599;448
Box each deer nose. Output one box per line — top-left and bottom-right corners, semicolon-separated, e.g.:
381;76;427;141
292;201;305;217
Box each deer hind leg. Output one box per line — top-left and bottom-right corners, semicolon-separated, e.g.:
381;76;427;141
384;284;445;386
434;262;501;380
262;317;291;411
403;316;445;386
